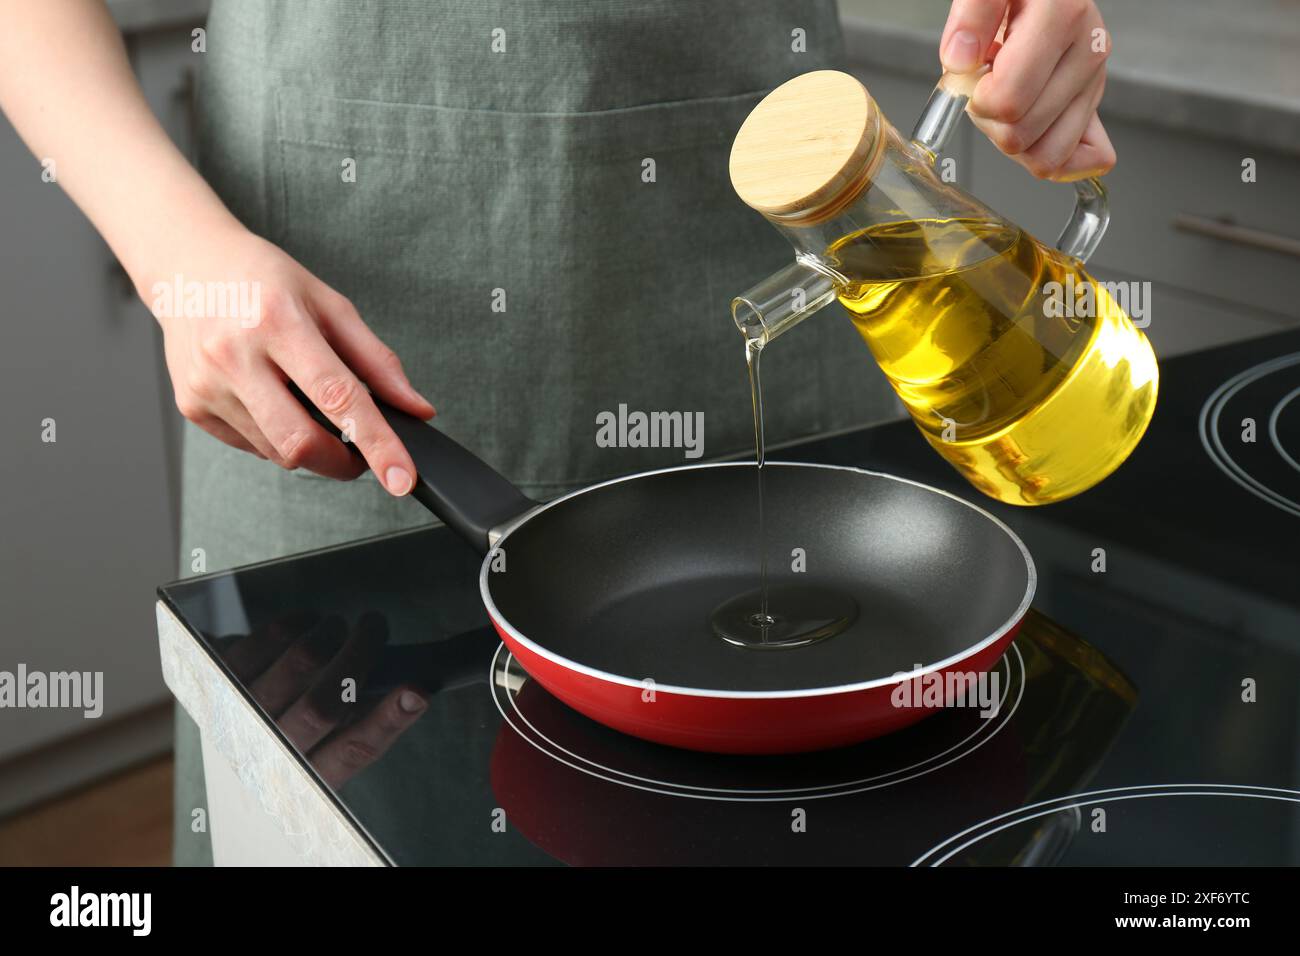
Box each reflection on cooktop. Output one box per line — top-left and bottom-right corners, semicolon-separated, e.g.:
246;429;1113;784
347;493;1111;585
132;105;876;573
488;610;1135;865
491;642;1026;801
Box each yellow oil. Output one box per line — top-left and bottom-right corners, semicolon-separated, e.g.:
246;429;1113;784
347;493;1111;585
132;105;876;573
829;218;1158;505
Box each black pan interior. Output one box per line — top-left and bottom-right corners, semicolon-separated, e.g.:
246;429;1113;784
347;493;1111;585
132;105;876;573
486;464;1032;692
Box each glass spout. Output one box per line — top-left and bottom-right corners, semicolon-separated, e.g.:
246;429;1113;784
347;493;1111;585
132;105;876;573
731;257;839;347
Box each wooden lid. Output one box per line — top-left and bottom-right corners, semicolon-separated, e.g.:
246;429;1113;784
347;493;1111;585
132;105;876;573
730;70;883;225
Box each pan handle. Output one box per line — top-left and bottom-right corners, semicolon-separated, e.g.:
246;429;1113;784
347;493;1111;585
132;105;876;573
291;385;537;554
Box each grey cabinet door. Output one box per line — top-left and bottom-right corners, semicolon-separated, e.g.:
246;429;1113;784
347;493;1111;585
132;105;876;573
969;119;1300;329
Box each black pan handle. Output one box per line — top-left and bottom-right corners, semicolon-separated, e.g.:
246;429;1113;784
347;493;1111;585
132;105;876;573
290;385;536;554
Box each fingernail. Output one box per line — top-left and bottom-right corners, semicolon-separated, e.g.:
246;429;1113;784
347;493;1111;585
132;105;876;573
405;381;434;408
943;30;980;73
1050;164;1113;183
399;691;426;714
413;392;436;419
385;466;413;495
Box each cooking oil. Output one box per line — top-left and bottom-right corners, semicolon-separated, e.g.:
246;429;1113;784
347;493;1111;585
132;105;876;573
828;217;1158;505
711;341;858;650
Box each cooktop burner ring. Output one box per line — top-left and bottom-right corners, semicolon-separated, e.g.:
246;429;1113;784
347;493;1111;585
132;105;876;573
1199;350;1300;517
1268;385;1300;475
912;784;1300;866
490;640;1026;802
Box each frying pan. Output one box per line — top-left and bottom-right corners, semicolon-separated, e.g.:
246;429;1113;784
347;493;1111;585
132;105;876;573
308;396;1034;754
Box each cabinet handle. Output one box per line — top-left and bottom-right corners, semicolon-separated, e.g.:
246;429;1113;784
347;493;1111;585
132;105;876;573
1173;213;1300;259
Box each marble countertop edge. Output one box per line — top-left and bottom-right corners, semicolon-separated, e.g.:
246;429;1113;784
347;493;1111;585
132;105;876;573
155;600;385;867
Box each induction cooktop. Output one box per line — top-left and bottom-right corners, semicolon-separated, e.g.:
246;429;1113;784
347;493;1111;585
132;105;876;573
159;330;1300;866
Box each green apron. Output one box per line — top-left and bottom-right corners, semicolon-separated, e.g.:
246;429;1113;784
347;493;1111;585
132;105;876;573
175;0;897;865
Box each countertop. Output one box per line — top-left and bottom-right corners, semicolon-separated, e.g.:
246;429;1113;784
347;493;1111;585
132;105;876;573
839;0;1300;155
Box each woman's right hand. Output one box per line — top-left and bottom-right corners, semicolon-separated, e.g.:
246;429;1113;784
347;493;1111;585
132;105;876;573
148;225;435;496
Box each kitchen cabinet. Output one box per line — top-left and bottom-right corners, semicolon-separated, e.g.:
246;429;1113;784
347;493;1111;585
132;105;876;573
968;123;1300;330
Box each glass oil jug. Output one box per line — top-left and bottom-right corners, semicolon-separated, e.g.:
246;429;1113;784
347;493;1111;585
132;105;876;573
729;69;1158;505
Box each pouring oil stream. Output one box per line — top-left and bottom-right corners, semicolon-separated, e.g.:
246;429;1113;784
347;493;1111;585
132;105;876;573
745;338;775;638
708;334;858;650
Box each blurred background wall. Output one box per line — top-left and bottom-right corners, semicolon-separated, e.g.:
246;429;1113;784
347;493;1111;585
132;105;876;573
0;2;210;830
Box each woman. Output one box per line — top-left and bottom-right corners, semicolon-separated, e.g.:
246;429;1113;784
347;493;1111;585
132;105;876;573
0;0;1115;864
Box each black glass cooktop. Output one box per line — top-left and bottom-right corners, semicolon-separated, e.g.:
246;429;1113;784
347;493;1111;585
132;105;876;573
159;330;1300;866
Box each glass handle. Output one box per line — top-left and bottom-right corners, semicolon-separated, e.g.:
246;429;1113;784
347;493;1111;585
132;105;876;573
910;69;1110;265
1055;176;1109;264
909;67;988;159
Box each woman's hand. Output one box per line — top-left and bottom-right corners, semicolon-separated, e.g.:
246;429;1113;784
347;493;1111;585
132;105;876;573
150;226;435;495
0;0;433;496
941;0;1116;182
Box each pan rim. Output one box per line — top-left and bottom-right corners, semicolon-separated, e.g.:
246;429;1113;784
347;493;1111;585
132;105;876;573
479;461;1036;699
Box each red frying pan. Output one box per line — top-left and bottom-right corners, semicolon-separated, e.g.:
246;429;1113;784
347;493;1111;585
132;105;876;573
319;398;1034;754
